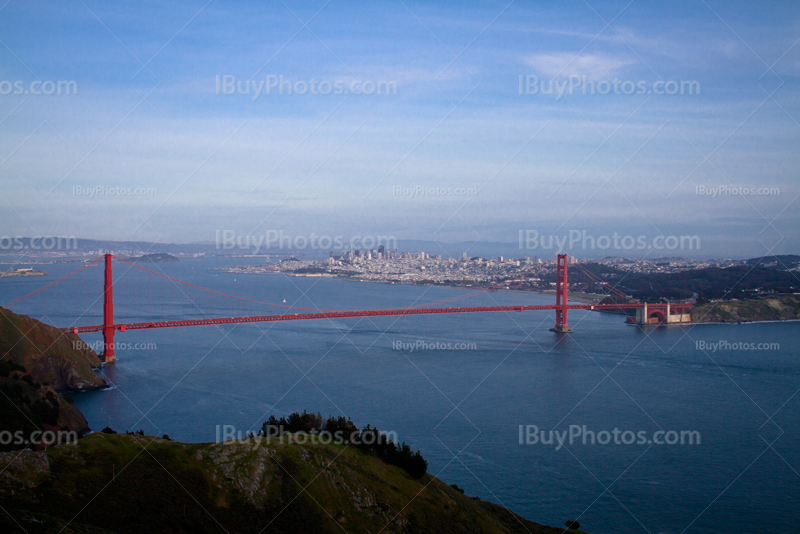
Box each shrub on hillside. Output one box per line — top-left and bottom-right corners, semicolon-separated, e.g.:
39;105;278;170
258;411;428;479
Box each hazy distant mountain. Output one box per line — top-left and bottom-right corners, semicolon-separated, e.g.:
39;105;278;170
743;255;800;270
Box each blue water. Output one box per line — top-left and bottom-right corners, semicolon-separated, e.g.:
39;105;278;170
2;257;798;534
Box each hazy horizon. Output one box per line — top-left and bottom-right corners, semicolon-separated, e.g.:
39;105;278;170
1;0;798;259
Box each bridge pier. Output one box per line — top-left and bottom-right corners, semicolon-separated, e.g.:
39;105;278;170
634;302;647;325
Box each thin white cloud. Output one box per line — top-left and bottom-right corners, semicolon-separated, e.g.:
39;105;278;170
523;52;637;79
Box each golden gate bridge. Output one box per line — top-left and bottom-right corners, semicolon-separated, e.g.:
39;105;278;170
3;253;692;362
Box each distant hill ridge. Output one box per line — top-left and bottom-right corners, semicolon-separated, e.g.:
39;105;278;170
130;252;180;263
743;255;800;269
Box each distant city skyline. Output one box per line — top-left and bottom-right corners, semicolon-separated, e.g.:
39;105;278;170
0;234;792;262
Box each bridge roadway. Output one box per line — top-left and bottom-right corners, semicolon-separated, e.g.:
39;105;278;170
66;303;644;334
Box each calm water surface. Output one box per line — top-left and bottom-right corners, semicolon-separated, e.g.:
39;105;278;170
2;257;798;534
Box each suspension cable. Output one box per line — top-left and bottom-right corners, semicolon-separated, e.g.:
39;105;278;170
3;257;104;307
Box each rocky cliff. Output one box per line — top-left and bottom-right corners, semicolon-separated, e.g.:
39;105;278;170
0;360;90;448
0;307;106;392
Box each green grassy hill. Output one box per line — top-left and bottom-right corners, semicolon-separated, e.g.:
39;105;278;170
692;295;800;322
0;433;581;534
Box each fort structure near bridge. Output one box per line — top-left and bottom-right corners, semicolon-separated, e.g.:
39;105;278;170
632;302;693;325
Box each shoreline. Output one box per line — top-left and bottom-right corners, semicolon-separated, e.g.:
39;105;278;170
214;268;536;293
0;270;48;277
685;318;800;326
216;268;609;301
626;317;800;327
211;268;800;325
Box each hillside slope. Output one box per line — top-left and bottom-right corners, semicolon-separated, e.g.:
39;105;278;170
0;433;580;534
0;360;89;447
692;295;800;322
0;307;105;392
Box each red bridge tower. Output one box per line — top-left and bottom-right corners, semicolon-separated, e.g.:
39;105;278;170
103;253;116;362
550;253;573;333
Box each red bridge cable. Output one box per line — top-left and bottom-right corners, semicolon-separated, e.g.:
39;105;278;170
488;255;558;289
3;257;104;308
575;266;629;300
111;255;345;313
410;255;558;309
572;262;631;300
410;287;490;308
114;255;537;314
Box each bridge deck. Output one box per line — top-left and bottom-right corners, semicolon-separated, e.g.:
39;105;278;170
66;303;645;333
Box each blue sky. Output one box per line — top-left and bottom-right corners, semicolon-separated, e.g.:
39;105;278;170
0;0;798;258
